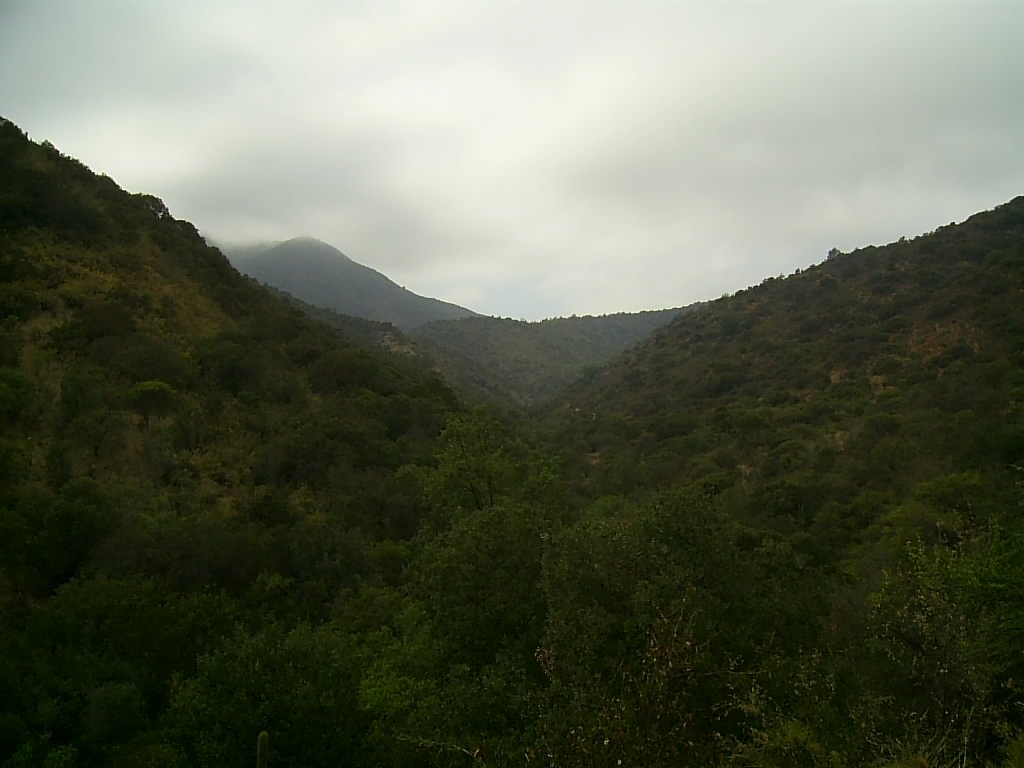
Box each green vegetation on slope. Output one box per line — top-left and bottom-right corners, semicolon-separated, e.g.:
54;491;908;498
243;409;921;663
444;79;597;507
411;308;683;409
546;199;1024;556
0;118;459;767
2;116;1024;768
261;282;421;358
249;268;683;409
524;199;1024;763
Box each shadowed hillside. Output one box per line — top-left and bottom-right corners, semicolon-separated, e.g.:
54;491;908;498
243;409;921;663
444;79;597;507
0;117;462;767
545;197;1024;550
237;245;686;408
411;309;685;408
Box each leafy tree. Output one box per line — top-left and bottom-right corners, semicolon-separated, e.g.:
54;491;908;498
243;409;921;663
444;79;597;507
537;490;819;767
423;410;512;515
128;380;177;428
168;625;368;768
422;408;562;523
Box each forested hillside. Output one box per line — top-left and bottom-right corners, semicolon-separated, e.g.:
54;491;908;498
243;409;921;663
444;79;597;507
2;117;1023;768
0;118;461;767
529;199;1024;764
548;199;1024;546
411;309;683;408
263;283;420;359
232;239;683;409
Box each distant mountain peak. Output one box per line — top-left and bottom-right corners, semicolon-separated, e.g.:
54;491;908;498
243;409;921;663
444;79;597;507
273;236;354;263
221;237;477;330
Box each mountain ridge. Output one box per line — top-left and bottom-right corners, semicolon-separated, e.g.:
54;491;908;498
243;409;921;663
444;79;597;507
539;195;1024;551
221;236;479;330
225;236;686;407
562;196;1024;417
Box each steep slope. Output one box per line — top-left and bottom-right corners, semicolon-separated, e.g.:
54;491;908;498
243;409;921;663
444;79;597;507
225;236;479;330
261;282;420;358
0;117;464;765
411;309;685;408
0;123;455;465
0;116;459;531
544;197;1024;552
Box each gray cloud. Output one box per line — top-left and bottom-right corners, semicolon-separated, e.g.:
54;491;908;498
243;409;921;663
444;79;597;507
2;0;1022;318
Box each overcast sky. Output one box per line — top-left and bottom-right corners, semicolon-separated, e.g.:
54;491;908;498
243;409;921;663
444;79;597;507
2;1;1022;319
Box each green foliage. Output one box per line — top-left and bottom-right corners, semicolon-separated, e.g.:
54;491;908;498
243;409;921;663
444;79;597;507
0;119;459;767
128;380;177;427
196;336;262;395
536;490;820;768
410;308;683;408
998;732;1024;768
543;199;1024;563
34;478;117;589
169;625;366;768
413;500;550;669
2;119;1024;768
725;719;846;768
423;409;517;515
308;347;381;395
